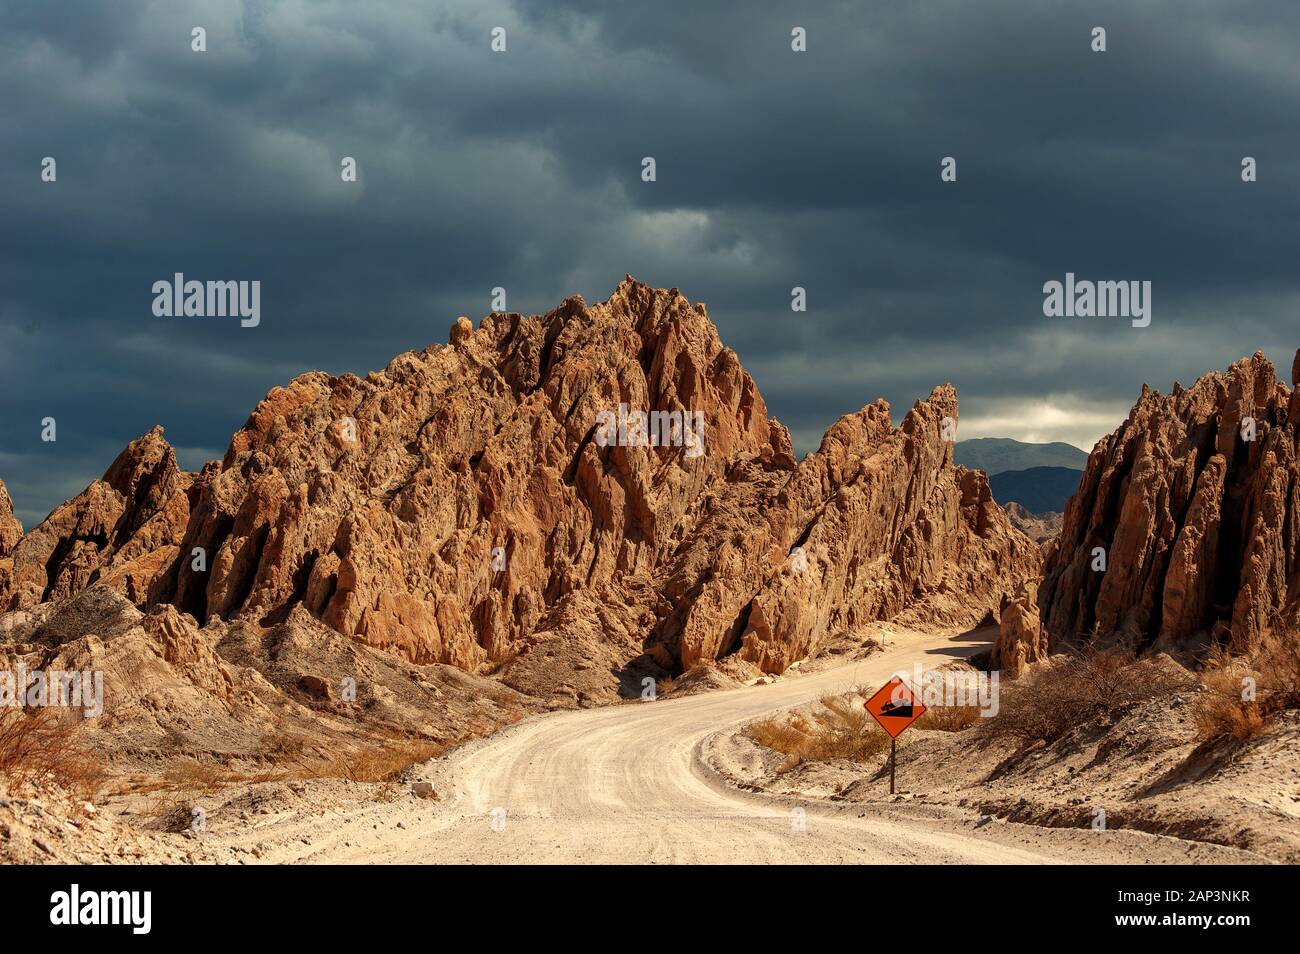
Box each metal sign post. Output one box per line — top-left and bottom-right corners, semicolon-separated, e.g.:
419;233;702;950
890;738;897;795
864;676;926;796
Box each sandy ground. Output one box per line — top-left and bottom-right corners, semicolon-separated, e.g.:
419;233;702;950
136;626;1260;864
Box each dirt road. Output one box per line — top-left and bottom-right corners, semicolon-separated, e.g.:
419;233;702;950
239;629;1262;864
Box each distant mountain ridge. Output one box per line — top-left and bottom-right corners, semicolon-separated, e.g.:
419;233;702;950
989;466;1084;514
954;438;1089;475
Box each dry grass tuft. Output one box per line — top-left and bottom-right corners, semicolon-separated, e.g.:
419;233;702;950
256;730;311;761
161;757;227;792
0;708;105;799
981;646;1193;745
915;704;983;732
746;717;808;757
303;739;446;783
1195;634;1300;744
252;726;447;784
117;731;450;800
746;693;889;771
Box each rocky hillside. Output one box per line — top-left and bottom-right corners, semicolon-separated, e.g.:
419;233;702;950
1003;502;1063;544
1;279;1037;696
1040;351;1300;655
1;430;193;612
0;480;21;568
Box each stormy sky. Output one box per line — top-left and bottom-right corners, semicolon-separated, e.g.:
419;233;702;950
2;0;1298;527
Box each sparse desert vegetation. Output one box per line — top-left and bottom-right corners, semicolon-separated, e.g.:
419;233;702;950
127;730;453;798
914;703;983;732
980;646;1194;745
745;692;890;771
720;642;1300;862
1195;633;1300;743
973;635;1300;750
745;682;988;772
0;708;104;800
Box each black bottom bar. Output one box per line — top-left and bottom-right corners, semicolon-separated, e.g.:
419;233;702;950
0;863;1280;940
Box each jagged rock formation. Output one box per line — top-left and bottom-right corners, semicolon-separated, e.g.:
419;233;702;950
1003;502;1063;544
0;481;21;628
144;278;789;674
1040;351;1300;655
0;428;194;611
0;480;21;561
659;388;1040;672
991;582;1047;677
3;279;1036;686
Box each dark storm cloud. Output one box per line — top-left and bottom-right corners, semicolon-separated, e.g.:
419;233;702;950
2;0;1298;526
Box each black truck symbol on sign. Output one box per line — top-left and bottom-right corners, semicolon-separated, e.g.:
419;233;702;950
864;677;926;738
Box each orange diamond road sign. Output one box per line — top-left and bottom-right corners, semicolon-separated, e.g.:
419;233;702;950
864;676;926;739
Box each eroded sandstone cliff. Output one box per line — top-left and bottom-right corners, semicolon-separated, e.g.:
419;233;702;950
659;386;1039;672
0;480;21;559
0;428;193;611
0;481;22;600
2;279;1035;687
1040;351;1300;655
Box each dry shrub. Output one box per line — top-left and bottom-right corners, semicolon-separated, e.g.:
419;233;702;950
655;675;678;695
0;708;104;798
137;730;448;795
161;757;226;792
746;716;808;756
1196;634;1300;743
140;795;202;833
304;739;445;783
372;781;402;803
745;693;889;770
915;704;983;732
981;646;1193;745
256;730;311;760
253;719;445;783
804;696;890;761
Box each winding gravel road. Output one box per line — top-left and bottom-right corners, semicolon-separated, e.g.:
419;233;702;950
246;629;1261;864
